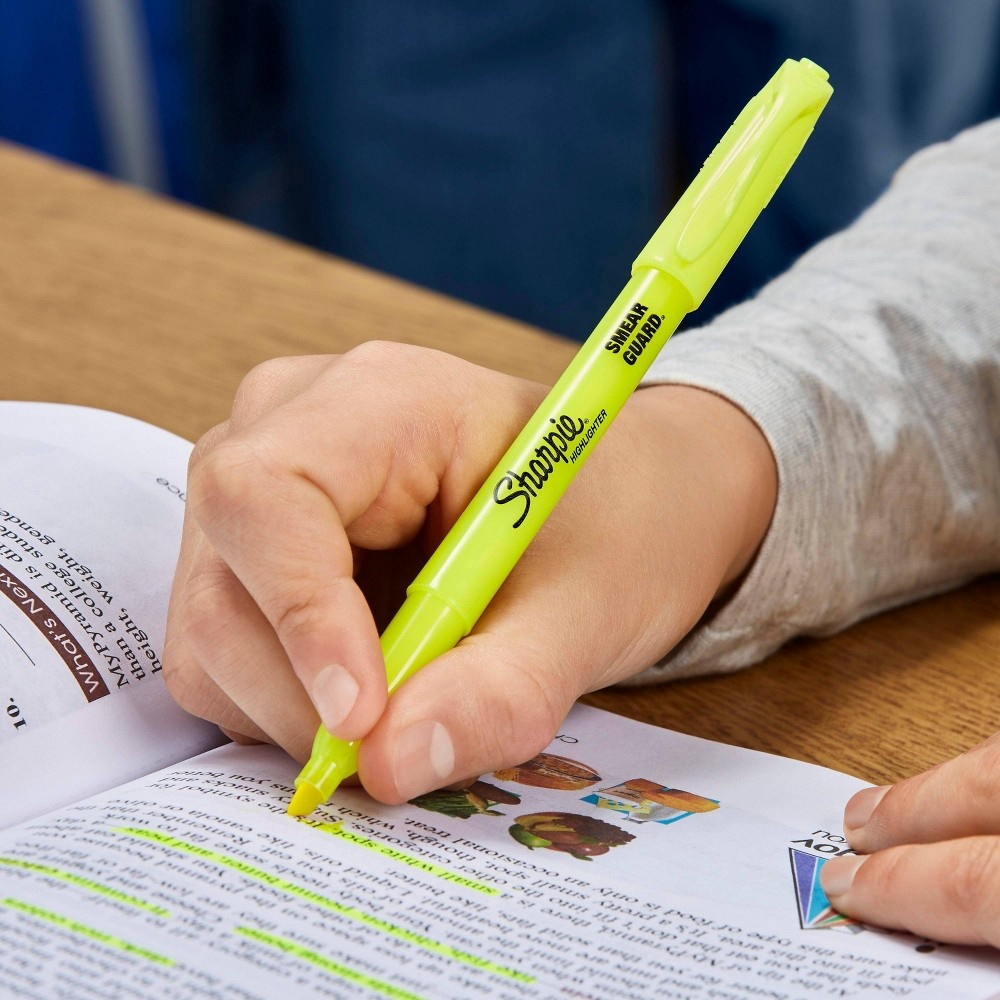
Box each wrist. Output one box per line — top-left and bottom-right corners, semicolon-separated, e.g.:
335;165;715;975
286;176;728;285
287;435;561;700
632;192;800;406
632;383;778;596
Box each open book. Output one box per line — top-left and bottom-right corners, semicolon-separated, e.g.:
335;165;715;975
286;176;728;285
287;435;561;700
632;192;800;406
2;402;998;1000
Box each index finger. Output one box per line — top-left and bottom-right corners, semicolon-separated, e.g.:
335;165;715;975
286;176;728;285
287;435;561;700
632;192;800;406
844;734;1000;855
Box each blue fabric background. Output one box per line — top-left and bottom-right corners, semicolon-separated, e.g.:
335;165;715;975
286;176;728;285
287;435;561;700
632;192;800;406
4;1;999;338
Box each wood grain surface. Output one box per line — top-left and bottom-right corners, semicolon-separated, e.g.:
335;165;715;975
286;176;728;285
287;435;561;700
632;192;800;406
3;143;997;787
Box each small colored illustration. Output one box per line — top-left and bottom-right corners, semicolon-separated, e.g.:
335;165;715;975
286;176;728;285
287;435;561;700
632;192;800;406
508;812;635;861
789;849;863;933
410;781;521;819
493;753;601;790
582;778;720;825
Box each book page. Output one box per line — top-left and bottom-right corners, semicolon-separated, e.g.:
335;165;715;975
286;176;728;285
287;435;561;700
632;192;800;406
0;403;222;829
1;704;996;999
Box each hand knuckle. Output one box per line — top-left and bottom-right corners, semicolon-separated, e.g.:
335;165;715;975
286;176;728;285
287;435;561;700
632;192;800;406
162;660;239;733
272;585;333;644
343;340;406;369
163;668;200;718
340;340;445;380
233;357;299;411
186;437;261;528
173;548;244;643
187;422;228;474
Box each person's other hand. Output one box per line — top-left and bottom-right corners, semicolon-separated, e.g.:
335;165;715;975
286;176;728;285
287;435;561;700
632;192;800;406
822;733;1000;946
164;342;776;803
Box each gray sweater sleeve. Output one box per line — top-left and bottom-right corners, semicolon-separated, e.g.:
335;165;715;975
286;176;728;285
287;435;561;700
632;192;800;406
633;118;1000;683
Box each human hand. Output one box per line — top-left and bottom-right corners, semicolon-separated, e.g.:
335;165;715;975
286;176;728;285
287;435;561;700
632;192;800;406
164;342;776;803
821;734;1000;946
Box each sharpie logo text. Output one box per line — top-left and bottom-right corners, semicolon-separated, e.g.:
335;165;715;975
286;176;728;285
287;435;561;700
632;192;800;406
604;301;663;365
493;413;605;529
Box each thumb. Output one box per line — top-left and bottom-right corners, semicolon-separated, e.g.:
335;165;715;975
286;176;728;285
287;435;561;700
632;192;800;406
356;630;581;803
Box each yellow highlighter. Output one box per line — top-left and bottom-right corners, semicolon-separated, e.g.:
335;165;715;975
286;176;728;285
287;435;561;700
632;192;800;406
288;58;833;816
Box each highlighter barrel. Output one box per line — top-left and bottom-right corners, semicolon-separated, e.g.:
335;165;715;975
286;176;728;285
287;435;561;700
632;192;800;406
411;267;691;628
289;58;832;814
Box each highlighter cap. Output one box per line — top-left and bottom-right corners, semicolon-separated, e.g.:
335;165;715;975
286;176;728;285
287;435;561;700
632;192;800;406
633;57;832;308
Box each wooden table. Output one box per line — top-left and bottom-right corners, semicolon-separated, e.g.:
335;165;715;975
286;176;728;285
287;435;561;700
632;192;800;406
3;143;997;787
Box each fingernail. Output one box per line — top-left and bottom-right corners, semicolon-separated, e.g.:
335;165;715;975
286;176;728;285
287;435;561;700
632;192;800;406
820;854;866;899
845;785;890;832
392;720;455;801
312;664;359;733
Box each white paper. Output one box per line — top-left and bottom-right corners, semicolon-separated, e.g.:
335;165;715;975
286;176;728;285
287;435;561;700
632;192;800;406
1;705;997;999
0;403;222;828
